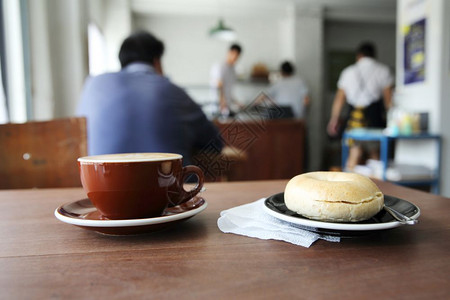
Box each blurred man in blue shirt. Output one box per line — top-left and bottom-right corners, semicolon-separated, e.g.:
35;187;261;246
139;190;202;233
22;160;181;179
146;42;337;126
77;31;222;165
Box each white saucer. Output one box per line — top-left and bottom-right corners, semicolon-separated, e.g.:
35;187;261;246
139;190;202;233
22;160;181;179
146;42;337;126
54;196;207;235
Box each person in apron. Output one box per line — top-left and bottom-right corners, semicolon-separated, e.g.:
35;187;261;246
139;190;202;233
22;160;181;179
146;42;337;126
327;42;393;171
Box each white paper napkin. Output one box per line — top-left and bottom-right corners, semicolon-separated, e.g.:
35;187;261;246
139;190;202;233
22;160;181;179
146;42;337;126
217;199;340;247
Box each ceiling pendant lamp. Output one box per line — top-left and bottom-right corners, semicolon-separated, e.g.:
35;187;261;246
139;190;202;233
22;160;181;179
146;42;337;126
209;19;236;41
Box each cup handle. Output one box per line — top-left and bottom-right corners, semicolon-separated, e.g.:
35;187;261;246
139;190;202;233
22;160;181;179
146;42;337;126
169;165;204;207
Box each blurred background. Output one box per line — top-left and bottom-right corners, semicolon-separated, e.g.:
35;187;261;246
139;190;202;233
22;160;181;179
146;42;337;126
1;0;449;196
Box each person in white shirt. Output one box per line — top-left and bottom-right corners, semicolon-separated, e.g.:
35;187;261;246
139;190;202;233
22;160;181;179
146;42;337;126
210;44;242;116
267;61;310;119
327;42;393;170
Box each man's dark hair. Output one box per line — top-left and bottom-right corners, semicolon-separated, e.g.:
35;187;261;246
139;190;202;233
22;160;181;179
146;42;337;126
230;43;242;54
119;31;164;68
280;61;295;75
357;42;376;58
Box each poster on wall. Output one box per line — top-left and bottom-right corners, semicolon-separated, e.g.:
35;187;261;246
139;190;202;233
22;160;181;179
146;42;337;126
403;18;426;84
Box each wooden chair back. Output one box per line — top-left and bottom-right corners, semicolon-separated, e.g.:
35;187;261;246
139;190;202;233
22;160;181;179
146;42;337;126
0;117;87;189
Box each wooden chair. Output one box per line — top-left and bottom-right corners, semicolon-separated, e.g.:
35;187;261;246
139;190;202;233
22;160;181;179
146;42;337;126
0;117;87;189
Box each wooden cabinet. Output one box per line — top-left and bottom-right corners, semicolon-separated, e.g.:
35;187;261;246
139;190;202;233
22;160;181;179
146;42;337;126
213;119;305;181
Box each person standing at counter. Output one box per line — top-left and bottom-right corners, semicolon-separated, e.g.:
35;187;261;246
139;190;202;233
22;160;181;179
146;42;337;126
210;44;242;117
77;31;222;165
267;61;310;119
327;42;393;170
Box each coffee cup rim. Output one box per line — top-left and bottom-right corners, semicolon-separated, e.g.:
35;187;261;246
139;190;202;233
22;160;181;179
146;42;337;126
78;153;183;163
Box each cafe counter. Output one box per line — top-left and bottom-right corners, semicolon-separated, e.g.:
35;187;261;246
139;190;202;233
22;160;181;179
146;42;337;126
213;119;305;181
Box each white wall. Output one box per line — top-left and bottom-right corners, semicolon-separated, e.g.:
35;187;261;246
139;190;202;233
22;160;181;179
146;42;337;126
46;0;88;118
28;0;133;120
294;7;325;171
28;0;54;120
101;0;132;71
133;14;287;88
3;0;27;122
439;0;450;197
396;0;440;132
396;0;450;196
28;0;88;120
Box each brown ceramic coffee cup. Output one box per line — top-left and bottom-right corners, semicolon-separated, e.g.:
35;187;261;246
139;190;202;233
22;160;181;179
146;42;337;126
78;153;204;220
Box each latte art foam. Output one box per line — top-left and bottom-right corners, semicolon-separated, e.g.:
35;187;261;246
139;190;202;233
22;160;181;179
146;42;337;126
78;153;182;163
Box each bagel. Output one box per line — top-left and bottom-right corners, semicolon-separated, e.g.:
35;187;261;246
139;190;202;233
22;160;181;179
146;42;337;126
284;172;384;222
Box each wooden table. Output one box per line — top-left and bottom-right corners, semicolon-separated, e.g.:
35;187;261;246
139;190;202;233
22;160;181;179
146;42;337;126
1;180;449;299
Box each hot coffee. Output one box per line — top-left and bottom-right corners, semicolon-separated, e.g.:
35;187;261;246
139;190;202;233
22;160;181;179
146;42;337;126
78;153;204;219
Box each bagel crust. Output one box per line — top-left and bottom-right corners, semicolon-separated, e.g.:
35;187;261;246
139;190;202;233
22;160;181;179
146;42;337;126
284;172;384;222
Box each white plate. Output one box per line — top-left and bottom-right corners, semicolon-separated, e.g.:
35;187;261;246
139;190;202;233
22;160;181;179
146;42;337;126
263;193;420;236
55;196;207;235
